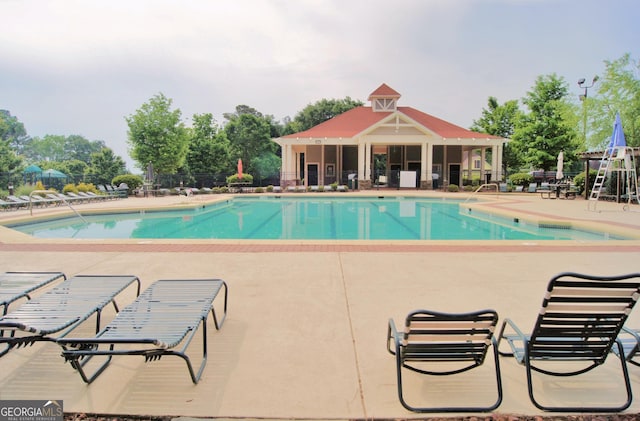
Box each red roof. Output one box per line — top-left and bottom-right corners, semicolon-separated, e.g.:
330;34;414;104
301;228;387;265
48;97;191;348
282;106;502;140
368;83;401;99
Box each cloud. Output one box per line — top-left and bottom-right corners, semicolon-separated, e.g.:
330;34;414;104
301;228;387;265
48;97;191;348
1;0;638;170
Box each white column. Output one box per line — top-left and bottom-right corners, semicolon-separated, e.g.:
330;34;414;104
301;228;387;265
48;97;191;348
491;145;498;181
364;142;371;181
421;142;428;182
481;147;487;183
497;145;502;181
280;143;288;184
358;142;366;181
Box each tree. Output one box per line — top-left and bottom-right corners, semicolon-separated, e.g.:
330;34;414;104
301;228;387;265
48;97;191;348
588;53;640;149
224;108;277;177
283;97;364;134
185;113;232;176
510;74;579;171
86;148;127;185
22;134;105;164
0;110;29;154
125;93;189;176
470;97;522;172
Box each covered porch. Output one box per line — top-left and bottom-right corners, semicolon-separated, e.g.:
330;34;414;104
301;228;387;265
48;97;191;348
275;84;506;190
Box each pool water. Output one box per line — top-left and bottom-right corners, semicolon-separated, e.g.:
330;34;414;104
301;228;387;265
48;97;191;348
9;197;624;241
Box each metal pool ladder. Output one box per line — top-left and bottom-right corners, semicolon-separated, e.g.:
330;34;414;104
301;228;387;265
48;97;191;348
29;190;87;223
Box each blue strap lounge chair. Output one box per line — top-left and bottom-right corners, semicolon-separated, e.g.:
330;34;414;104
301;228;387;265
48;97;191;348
387;309;502;412
0;271;66;316
0;275;141;357
58;278;228;384
497;272;640;412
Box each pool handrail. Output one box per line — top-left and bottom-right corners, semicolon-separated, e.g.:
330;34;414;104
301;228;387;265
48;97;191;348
464;183;500;202
29;190;87;223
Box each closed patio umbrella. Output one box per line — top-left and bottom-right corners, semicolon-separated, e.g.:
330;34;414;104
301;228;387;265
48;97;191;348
237;159;243;180
556;151;564;181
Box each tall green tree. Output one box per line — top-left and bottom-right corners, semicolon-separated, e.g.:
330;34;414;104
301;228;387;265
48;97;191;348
186;113;232;175
510;74;579;171
470;97;522;171
86;148;127;185
283;97;364;134
0;110;29;155
125;93;189;176
588;53;640;149
224;113;273;174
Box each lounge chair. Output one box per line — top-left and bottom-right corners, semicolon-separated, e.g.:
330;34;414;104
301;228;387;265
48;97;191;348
44;193;64;205
527;182;537;193
0;271;66;316
0;199;14;211
0;275;141;358
58;278;228;384
387;309;502;412
497;272;640;412
5;195;29;208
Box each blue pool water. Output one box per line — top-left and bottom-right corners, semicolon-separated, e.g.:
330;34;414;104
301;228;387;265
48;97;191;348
9;197;625;241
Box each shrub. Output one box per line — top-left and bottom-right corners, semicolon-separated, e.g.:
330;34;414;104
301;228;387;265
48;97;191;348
266;185;274;192
509;172;533;187
447;184;460;192
254;187;264;193
318;185;324;192
63;183;78;194
112;174;143;192
226;173;253;185
330;182;338;191
463;185;475;192
77;182;98;193
573;169;597;195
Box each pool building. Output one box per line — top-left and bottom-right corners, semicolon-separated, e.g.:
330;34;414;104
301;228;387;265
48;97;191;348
274;83;507;190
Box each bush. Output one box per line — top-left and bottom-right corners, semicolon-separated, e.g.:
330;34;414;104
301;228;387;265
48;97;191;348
509;172;533;186
266;185;274;192
63;183;78;194
112;174;143;193
447;184;459;192
254;187;264;193
463;185;475;192
77;182;98;193
573;169;597;195
226;173;253;185
330;182;338;191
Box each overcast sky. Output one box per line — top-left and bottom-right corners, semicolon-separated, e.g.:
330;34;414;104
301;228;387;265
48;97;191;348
2;0;638;171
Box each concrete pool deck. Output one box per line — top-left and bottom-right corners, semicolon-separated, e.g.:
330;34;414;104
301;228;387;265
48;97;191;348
1;190;640;419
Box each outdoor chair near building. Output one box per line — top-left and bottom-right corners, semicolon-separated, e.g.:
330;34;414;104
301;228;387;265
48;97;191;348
497;271;640;412
58;278;228;384
0;274;141;358
387;309;502;413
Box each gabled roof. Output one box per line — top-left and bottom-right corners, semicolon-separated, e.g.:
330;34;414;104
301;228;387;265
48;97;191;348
368;83;401;100
283;107;390;139
281;106;502;140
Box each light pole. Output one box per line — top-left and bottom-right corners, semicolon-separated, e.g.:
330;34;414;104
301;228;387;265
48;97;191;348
577;75;599;142
578;76;598;199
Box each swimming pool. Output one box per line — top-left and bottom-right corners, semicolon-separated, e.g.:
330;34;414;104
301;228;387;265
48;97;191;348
8;197;627;241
